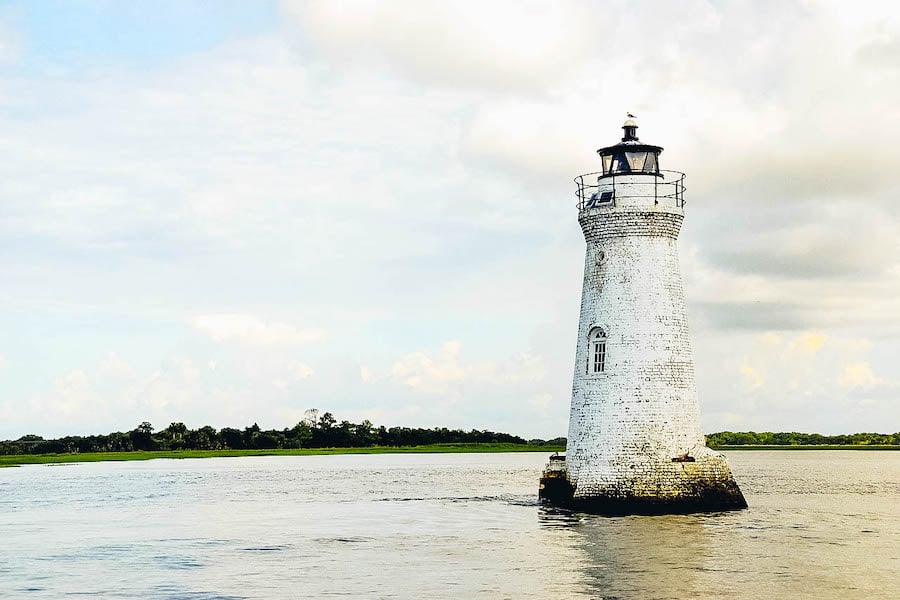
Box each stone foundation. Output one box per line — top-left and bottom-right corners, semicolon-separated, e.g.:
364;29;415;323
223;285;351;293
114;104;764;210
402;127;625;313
540;451;746;515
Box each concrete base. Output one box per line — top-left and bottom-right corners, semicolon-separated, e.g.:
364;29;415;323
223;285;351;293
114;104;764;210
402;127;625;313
539;453;747;515
542;483;747;515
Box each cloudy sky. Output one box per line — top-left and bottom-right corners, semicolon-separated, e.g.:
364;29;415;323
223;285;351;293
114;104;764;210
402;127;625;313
1;0;898;440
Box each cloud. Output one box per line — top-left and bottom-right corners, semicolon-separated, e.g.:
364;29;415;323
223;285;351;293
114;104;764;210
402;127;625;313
279;0;900;363
16;350;322;437
390;340;467;394
735;332;878;396
39;369;95;417
281;0;595;92
739;365;764;390
695;301;819;331
389;340;549;394
0;17;21;65
97;352;137;378
288;360;314;379
272;360;315;389
2;2;900;441
788;333;827;355
856;31;900;69
189;314;327;346
695;329;898;433
839;362;881;389
700;203;900;281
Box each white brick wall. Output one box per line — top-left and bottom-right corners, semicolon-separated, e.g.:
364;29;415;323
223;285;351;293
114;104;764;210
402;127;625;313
565;173;741;501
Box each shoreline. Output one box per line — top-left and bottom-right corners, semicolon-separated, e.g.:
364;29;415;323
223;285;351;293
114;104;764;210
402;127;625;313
0;443;565;467
3;443;899;468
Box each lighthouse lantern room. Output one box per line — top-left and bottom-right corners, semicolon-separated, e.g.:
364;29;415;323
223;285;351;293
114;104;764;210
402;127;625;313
597;118;662;177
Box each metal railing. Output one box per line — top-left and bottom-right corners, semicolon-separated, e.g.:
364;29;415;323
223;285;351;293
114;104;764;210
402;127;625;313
575;170;686;211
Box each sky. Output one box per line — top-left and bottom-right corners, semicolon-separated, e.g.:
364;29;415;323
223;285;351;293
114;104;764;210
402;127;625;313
0;0;898;440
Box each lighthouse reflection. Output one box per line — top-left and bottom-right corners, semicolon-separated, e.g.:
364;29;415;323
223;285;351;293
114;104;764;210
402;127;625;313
538;507;738;599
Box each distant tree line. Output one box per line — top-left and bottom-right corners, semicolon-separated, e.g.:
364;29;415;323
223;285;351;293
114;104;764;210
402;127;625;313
706;431;900;447
0;409;566;456
7;416;896;456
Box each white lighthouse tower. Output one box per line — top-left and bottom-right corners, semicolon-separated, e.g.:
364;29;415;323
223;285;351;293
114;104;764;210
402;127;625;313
540;117;746;514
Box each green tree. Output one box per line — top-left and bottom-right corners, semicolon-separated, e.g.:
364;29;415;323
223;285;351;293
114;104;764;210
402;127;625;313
303;408;319;428
243;423;261;448
130;422;158;451
163;422;189;449
290;421;313;448
356;419;376;446
318;412;336;430
220;427;244;449
186;425;219;450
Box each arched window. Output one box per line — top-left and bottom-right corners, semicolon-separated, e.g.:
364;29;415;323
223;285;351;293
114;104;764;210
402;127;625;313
587;328;607;374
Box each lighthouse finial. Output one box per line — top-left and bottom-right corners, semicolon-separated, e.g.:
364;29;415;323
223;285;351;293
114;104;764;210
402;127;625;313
622;115;639;142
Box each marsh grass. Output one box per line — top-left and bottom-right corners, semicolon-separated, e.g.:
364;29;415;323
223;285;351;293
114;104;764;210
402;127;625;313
5;443;897;468
0;443;566;467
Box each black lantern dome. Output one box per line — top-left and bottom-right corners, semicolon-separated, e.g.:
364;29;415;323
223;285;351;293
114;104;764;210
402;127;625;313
596;117;663;178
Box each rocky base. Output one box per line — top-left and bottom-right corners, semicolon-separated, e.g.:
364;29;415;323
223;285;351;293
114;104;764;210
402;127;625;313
540;483;747;515
539;472;577;506
538;452;748;515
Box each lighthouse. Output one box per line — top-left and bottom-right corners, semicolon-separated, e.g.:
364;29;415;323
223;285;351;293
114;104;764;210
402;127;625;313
539;117;747;514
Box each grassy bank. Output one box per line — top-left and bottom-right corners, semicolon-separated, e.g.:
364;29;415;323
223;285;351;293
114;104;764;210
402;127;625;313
5;443;897;468
713;445;900;451
0;443;566;467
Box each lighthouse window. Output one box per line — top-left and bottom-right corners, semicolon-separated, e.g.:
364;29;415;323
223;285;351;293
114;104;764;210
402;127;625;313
587;328;607;374
593;339;606;373
644;152;658;172
602;154;613;174
626;151;648;171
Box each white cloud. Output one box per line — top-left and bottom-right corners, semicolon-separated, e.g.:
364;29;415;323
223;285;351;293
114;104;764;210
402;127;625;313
39;369;95;417
530;392;553;411
2;3;899;440
787;333;828;356
839;362;881;389
696;330;897;433
0;18;21;65
287;360;315;380
189;314;327;346
736;332;877;396
17;351;323;437
391;341;467;394
97;352;137;378
388;340;548;394
739;365;765;390
272;360;315;389
282;0;595;91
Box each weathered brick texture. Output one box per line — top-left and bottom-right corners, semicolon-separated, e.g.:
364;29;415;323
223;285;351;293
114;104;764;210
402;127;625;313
564;174;745;508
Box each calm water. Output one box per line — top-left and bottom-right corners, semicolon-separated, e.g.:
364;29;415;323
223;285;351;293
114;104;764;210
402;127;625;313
1;451;898;599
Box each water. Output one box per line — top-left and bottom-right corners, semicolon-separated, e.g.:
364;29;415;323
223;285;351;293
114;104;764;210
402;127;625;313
1;451;898;599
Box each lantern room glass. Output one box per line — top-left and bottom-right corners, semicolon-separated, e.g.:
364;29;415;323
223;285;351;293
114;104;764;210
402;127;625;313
601;154;612;174
600;150;660;176
626;151;647;171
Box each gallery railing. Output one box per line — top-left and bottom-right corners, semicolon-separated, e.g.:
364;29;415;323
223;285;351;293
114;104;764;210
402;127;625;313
575;170;686;210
